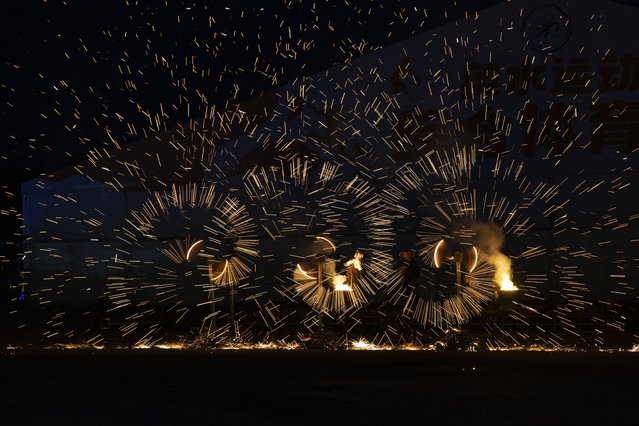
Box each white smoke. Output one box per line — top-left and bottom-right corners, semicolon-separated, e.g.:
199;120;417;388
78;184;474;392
471;222;513;287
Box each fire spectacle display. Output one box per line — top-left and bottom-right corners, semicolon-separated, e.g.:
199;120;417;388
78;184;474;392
242;160;391;340
4;1;639;350
112;182;258;345
378;145;561;331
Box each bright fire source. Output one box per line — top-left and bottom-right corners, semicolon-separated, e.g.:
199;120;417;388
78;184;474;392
345;250;363;271
499;273;518;291
333;275;353;291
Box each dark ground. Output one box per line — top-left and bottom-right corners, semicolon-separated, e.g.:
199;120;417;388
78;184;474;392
0;349;638;425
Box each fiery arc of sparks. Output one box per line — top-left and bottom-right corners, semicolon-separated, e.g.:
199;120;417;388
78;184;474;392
469;246;479;273
315;235;336;251
434;239;445;268
333;274;353;292
210;259;229;282
345;253;363;271
186;240;204;261
296;263;317;280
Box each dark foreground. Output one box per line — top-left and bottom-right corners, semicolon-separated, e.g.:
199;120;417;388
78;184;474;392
1;350;638;425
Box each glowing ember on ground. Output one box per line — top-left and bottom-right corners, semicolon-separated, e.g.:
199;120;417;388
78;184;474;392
219;341;301;350
209;259;229;282
315;236;337;251
351;338;386;350
46;343;105;350
155;343;188;350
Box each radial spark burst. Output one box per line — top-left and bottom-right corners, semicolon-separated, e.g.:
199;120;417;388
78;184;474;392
389;243;495;330
109;182;258;344
379;145;567;330
244;158;392;322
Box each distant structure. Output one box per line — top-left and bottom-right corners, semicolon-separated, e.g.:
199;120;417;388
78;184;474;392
21;0;638;343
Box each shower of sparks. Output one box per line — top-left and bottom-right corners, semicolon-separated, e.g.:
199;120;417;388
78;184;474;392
377;143;576;332
243;158;393;320
5;1;637;350
110;182;258;343
388;243;496;329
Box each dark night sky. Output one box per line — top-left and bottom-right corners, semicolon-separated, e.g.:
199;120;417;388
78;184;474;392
1;0;510;178
1;0;638;265
1;0;510;264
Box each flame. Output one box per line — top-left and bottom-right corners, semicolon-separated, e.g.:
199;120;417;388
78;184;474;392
499;273;518;291
333;274;353;291
491;252;517;291
345;250;363;271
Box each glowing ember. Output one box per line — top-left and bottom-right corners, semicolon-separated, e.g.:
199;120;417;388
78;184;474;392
333;274;353;291
219;341;301;350
315;236;336;251
131;342;188;350
47;343;105;350
132;344;153;350
499;273;518;291
351;338;384;350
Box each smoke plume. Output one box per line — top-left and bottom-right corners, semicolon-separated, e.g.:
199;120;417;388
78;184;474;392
471;221;512;286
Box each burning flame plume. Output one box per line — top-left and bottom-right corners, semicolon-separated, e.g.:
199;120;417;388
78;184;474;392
332;275;353;291
491;253;517;291
470;222;517;291
379;145;540;330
